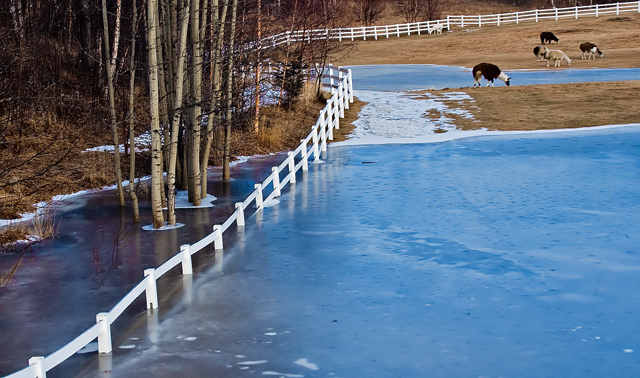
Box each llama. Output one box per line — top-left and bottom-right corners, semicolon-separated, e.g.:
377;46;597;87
544;49;571;67
533;45;548;62
540;31;559;44
579;42;604;59
433;23;444;35
472;63;511;87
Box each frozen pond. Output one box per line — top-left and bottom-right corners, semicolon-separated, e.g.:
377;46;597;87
2;64;640;377
347;64;640;91
75;125;640;377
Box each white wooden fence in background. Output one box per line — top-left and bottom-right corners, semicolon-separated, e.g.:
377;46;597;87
262;1;640;45
447;0;640;28
4;65;353;378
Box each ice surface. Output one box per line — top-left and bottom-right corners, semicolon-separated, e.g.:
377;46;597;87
3;66;640;378
69;124;640;378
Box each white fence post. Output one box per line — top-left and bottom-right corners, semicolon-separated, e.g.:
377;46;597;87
555;8;558;20
320;116;327;152
322;106;331;145
255;183;264;208
348;69;354;103
333;94;341;129
329;64;334;88
575;6;578;18
272;167;281;197
535;9;539;22
28;357;46;378
311;126;320;161
235;203;245;226
180;244;193;275
144;269;159;310
213;225;223;249
96;313;112;354
301;139;309;171
287;152;296;183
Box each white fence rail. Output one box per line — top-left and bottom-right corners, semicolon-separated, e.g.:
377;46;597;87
261;1;639;45
3;64;354;378
447;1;640;28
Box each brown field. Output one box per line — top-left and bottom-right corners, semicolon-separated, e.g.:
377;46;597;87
332;12;640;133
332;13;640;69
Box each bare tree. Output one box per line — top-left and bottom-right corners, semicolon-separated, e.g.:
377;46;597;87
148;0;166;228
253;0;262;134
101;0;126;206
166;0;191;225
128;0;140;222
397;0;427;22
222;0;239;182
425;0;443;21
200;0;229;198
353;0;385;26
188;0;202;206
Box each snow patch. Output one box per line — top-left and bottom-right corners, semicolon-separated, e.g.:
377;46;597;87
294;358;319;371
142;223;186;231
262;372;304;377
238;360;268;365
262;199;280;208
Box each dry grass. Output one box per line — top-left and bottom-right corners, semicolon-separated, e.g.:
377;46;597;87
414;81;640;132
332;12;640;70
0;209;58;254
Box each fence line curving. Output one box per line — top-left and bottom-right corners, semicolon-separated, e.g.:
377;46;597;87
3;64;354;378
260;1;639;45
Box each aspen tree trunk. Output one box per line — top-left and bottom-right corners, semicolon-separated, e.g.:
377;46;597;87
156;32;169;210
166;0;191;225
102;0;126;207
200;0;228;198
110;0;122;80
148;0;166;228
223;0;238;182
253;0;261;134
188;0;202;206
128;0;140;222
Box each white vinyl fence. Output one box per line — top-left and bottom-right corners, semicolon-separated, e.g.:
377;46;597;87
446;1;640;28
261;1;639;45
3;65;353;378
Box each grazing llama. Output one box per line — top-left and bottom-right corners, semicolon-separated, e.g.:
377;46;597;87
579;42;604;59
540;31;559;44
533;45;548;62
544;49;572;67
472;63;511;87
